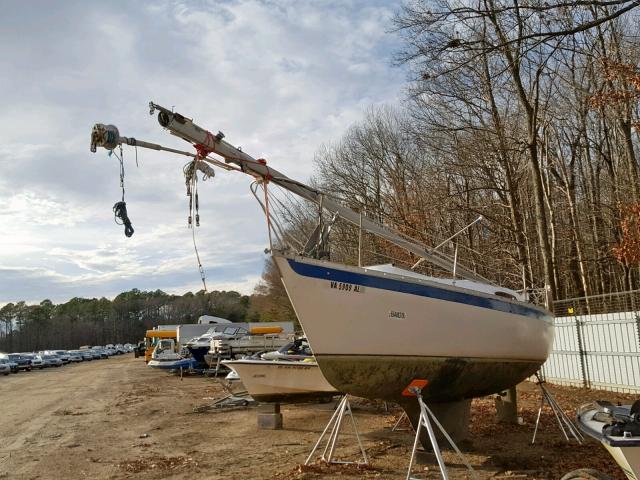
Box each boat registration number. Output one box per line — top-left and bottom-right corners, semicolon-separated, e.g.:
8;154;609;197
329;281;364;293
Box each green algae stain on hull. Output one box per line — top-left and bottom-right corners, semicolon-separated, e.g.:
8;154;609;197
316;355;542;403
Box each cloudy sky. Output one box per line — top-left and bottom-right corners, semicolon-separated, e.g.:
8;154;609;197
0;0;407;304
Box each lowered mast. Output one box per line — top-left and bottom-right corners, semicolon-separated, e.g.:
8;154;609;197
90;102;492;285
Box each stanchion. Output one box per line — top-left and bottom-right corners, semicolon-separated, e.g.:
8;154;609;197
305;395;368;466
531;373;584;444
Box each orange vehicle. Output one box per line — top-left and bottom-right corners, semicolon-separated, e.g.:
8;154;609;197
144;329;177;363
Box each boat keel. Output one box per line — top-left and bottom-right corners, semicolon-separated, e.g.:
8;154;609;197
316;354;540;402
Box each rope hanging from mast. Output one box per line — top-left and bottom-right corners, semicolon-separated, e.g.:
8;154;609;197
110;145;134;238
184;156;210;292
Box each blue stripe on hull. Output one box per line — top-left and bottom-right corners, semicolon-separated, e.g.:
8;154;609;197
286;258;548;320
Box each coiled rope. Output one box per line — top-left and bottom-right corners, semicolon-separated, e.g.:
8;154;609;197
113;201;134;237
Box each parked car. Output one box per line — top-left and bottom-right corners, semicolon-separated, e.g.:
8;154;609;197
78;350;93;361
90;350;103;360
91;346;108;358
66;351;84;362
38;355;63;367
0;358;19;373
1;354;31;371
38;352;62;365
47;350;71;364
0;362;9;376
114;344;126;355
22;353;44;369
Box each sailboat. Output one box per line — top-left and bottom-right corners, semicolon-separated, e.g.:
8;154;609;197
90;102;554;441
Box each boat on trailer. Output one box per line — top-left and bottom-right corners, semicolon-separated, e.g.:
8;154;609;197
203;324;293;369
148;357;198;370
89;102;554;444
147;338;196;370
184;326;226;365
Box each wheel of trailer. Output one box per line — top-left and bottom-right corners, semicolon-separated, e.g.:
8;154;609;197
561;469;613;480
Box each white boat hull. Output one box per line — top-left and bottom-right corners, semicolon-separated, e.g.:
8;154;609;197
273;254;554;403
604;445;640;480
577;403;640;480
147;357;196;370
223;359;338;403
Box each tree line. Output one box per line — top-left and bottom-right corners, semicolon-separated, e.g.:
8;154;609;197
0;260;297;354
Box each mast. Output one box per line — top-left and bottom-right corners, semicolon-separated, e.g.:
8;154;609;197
90;102;493;285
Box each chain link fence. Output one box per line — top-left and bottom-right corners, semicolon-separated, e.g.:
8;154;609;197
540;290;640;393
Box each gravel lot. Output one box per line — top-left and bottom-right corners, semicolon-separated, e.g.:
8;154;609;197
0;356;634;479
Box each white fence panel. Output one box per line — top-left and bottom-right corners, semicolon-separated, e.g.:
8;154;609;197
541;291;640;393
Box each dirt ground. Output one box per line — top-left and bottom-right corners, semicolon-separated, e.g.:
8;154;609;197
0;356;635;480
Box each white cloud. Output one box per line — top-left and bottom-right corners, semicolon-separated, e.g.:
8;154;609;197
2;192;92;227
0;0;406;304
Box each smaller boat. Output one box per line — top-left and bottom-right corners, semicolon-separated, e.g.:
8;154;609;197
569;400;640;480
147;339;196;370
148;357;198;370
204;325;293;368
184;328;220;365
222;356;338;403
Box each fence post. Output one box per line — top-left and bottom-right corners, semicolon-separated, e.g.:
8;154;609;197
574;307;590;388
636;313;640;351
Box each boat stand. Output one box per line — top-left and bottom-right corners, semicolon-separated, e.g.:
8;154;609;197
531;373;584;445
392;411;413;432
406;389;477;480
304;395;369;466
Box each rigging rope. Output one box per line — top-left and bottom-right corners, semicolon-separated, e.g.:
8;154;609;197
184;158;208;292
110;146;134;237
266;181;517;281
113;201;134;238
